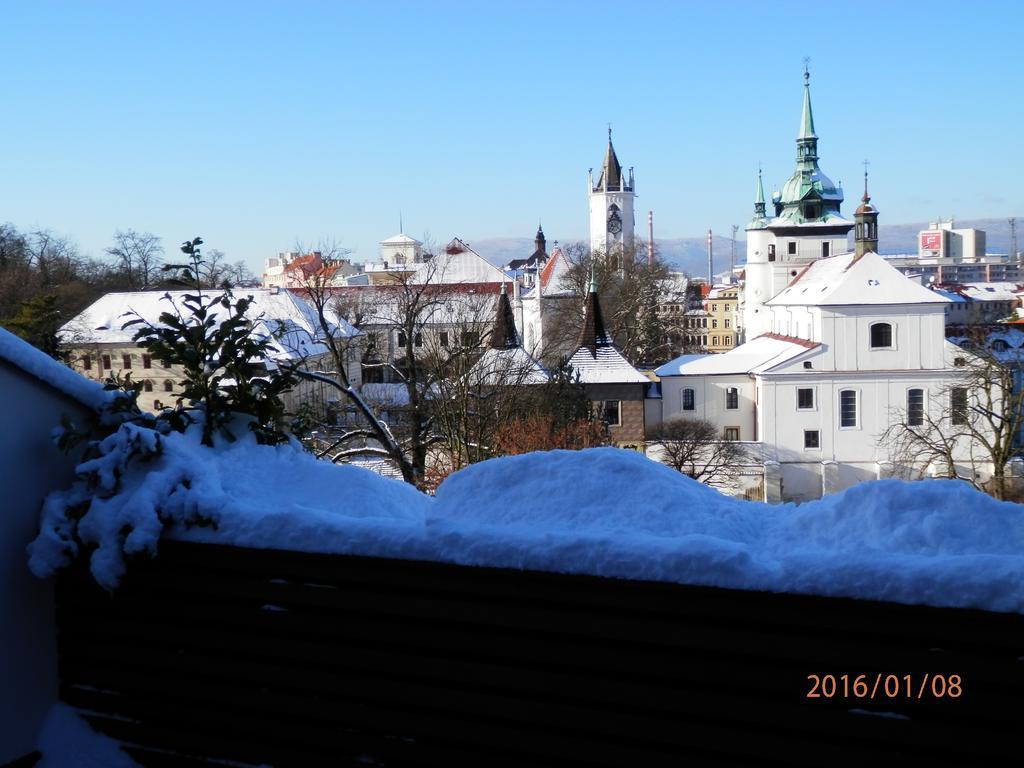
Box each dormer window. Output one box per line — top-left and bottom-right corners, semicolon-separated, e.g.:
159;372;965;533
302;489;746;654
870;322;894;349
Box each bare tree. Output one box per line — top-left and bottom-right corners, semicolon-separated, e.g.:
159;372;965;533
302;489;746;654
649;417;750;488
285;257;418;483
105;230;164;289
546;240;691;366
881;327;1024;500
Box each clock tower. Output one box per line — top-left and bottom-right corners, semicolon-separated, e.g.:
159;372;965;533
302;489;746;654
588;129;635;261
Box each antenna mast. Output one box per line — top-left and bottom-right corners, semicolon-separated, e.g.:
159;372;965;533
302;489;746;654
730;225;739;273
706;229;713;284
1010;217;1018;263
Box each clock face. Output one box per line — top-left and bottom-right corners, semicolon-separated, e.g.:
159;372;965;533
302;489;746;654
607;213;622;235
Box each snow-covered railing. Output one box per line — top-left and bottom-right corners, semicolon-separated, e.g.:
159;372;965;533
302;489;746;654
55;540;1023;767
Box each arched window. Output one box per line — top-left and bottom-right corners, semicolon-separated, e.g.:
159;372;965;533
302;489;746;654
839;389;858;427
907;388;924;426
725;387;739;410
870;322;893;349
163;380;174;392
682;388;695;411
143;380;153;393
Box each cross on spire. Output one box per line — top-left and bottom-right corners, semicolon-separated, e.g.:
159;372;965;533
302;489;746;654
862;159;871;201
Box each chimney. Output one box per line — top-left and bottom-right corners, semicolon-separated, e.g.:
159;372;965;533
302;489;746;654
647;211;654;266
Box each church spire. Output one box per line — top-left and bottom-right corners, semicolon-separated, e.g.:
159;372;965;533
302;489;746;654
576;275;612;355
489;283;520;349
747;168;768;230
799;65;816;140
534;223;546;255
854;162;879;258
773;66;846;226
595;126;623;191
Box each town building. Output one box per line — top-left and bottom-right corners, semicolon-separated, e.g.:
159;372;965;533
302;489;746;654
566;275;649;447
656;71;988;502
60;288;361;416
883;221;1022;284
704;285;739;353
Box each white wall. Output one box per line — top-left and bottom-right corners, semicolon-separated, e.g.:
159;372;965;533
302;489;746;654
0;366;90;763
659;373;756;442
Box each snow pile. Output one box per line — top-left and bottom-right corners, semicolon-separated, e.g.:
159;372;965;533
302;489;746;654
29;437;1024;612
28;418;428;589
35;703;138;767
0;326;115;411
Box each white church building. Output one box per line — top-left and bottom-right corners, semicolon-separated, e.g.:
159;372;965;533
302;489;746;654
656;71;983;502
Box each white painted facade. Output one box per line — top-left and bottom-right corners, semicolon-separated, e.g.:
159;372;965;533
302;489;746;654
587;136;635;257
658;251;986;502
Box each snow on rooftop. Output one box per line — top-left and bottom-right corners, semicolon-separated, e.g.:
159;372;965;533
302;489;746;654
0;326;115;411
768;251;948;307
468;346;548;385
566;344;649;384
657;334;816;377
29;426;1024;613
59;289;359;361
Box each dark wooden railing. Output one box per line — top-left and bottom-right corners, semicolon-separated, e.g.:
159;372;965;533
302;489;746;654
56;541;1023;766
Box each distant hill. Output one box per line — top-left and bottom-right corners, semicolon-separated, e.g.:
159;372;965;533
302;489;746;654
469;216;1022;278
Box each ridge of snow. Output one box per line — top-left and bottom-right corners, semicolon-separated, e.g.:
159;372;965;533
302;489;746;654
0;326;115;411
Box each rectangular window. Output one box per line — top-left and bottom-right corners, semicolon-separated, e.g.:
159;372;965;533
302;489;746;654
712;304;718;312
414;333;423;348
162;359;171;369
82;355;92;371
724;427;740;441
840;390;857;427
439;331;449;347
788;242;797;256
726;387;739;410
397;331;407;347
725;337;732;346
804;430;820;449
768;244;776;262
102;354;111;370
601;400;621;426
122;354;132;369
461;331;480;347
724;319;730;329
951;388;968;425
682;388;695;411
822;242;830;258
142;354;152;369
797;387;814;410
907;389;925;426
712;319;718;329
712;336;718;345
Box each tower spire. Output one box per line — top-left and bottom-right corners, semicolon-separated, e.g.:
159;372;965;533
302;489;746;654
799;62;816;140
854;159;879;258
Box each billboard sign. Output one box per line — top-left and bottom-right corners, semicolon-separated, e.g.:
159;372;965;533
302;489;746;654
920;232;943;251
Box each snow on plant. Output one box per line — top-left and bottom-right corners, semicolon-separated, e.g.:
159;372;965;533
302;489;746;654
28;236;304;588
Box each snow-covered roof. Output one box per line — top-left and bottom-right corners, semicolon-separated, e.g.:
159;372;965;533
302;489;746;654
359;383;411;406
768;251;948;307
381;233;422;246
530;246;575;298
656;334;817;377
468;345;548;385
60;290;360;363
412;239;507;285
958;283;1021;302
566;344;649;384
0;326;115;411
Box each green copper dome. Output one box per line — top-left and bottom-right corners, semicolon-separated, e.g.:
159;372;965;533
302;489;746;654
775;71;846;226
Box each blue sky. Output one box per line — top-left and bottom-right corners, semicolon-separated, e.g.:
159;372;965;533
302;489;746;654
2;1;1022;272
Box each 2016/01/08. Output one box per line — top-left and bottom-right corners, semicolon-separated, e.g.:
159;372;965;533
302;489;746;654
806;673;963;700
